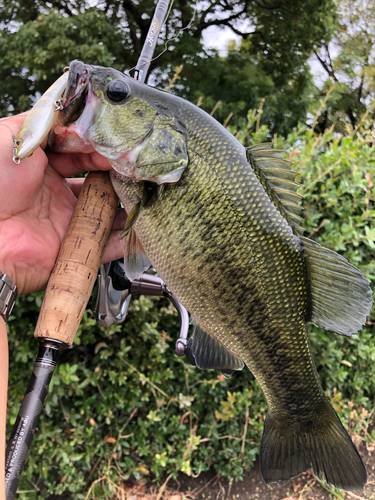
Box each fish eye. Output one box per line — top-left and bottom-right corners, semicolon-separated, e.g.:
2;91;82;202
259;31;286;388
107;80;129;102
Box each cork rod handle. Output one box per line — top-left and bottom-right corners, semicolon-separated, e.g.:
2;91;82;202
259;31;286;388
34;171;118;346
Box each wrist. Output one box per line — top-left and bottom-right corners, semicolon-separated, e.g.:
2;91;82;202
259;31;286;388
0;271;17;323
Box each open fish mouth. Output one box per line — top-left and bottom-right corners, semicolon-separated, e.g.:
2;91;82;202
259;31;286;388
49;60;100;153
58;61;91;126
48;61;100;153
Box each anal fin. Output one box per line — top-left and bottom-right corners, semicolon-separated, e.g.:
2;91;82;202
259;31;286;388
185;321;244;375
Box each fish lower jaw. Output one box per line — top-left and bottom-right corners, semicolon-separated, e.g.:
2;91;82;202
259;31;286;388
151;166;185;184
49;126;95;153
109;158;138;180
51;82;100;153
109;161;186;184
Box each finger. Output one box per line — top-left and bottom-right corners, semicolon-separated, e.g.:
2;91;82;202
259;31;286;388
112;207;127;231
64;176;126;227
0;115;48;211
102;230;124;264
41;133;49;150
47;150;112;177
0;114;28;162
65;177;85;198
1;112;49;161
0;111;49;156
0;113;28;132
64;179;127;225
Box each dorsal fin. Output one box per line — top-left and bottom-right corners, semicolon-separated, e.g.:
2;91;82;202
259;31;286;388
247;145;373;337
247;143;304;235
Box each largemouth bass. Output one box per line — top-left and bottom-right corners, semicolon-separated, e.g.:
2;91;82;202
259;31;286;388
51;60;373;490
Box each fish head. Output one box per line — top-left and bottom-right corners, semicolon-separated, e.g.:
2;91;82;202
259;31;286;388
50;60;188;184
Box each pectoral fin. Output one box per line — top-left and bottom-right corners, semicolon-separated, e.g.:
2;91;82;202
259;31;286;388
119;198;143;240
301;236;373;336
186;321;244;375
123;227;151;282
119;184;153;281
119;183;155;239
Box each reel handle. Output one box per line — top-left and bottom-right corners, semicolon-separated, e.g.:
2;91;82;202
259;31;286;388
34;171;118;346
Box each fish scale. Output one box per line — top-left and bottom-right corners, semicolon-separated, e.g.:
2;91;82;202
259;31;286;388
112;113;321;418
54;61;371;490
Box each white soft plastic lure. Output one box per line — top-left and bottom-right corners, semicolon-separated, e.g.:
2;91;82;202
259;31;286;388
14;71;69;163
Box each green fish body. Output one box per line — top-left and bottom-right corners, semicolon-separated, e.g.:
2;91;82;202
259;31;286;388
52;61;373;490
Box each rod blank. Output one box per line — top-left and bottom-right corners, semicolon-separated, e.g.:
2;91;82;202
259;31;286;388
133;0;170;83
5;340;65;500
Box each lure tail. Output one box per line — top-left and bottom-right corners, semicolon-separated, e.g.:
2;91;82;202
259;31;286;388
260;400;367;491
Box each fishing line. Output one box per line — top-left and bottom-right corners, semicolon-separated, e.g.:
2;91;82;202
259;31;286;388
164;0;174;29
0;122;16;139
0;114;30;164
128;3;196;75
0;122;21;164
150;5;196;64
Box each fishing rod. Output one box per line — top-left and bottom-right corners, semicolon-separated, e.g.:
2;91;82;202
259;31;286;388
96;0;190;350
5;173;118;500
133;0;170;83
5;1;172;498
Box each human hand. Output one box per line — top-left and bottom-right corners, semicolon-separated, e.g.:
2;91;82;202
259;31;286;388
0;114;125;295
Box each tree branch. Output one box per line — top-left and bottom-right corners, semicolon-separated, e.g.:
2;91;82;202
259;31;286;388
194;5;247;38
314;49;338;82
346;107;357;129
43;0;73;17
227;22;263;39
358;73;364;103
357;50;370;103
122;0;149;53
196;0;216;29
252;0;282;10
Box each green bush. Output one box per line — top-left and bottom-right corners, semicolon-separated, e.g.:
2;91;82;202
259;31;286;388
7;117;375;498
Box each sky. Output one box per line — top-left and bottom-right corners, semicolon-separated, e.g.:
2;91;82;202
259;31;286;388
201;24;328;87
202;25;241;54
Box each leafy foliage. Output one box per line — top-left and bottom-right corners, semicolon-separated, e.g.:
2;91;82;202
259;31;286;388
0;9;125;113
313;0;375;133
7;110;375;498
0;0;338;133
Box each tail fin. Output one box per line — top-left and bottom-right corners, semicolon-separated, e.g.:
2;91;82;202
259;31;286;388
260;402;367;491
